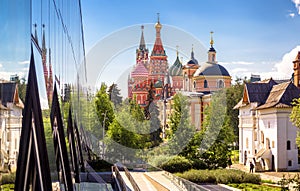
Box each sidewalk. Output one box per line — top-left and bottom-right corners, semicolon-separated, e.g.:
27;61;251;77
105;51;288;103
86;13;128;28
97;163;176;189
231;163;286;183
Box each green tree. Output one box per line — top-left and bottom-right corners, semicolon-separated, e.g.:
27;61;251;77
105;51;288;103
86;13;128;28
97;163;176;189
95;83;114;130
290;97;300;147
226;77;245;142
148;102;162;146
108;83;122;109
167;93;196;155
105;101;152;162
16;77;27;102
199;89;235;169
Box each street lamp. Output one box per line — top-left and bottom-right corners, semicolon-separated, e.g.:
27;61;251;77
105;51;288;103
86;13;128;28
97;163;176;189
101;111;107;159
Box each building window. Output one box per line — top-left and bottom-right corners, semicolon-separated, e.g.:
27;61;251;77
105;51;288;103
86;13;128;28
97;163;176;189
261;131;264;144
246;138;249;149
272;141;275;148
217;80;224;88
266;138;270;149
288;160;292;166
204;80;208;88
287;140;291;150
193;81;196;89
268;122;270;128
254;131;257;141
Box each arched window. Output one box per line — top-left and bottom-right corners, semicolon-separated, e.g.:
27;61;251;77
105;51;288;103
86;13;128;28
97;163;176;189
261;131;264;144
288;160;292;166
266;138;270;149
287;140;291;150
193;81;196;89
217;80;224;88
246;138;249;149
204;80;208;88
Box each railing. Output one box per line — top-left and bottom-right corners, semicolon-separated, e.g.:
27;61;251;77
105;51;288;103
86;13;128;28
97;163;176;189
124;166;141;191
112;165;128;191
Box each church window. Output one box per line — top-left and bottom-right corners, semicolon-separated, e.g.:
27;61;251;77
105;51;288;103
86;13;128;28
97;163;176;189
246;138;249;149
261;131;264;143
212;54;215;62
254;131;257;141
266;138;270;149
287;140;291;150
288;160;292;166
272;141;275;148
204;80;208;88
217;80;224;88
193;81;196;89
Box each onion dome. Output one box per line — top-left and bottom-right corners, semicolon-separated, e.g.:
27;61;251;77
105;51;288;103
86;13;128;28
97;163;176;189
154;79;163;88
193;62;230;77
169;52;183;76
131;62;148;77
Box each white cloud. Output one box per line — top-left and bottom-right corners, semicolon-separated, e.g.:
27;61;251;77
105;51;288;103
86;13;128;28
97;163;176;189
219;61;254;66
225;45;300;81
292;0;300;14
18;60;30;65
273;45;300;77
289;13;295;18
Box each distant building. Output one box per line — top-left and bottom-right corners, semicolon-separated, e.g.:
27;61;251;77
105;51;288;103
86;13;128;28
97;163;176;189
0;81;24;171
235;51;300;171
158;32;231;132
128;17;231;133
250;74;261;83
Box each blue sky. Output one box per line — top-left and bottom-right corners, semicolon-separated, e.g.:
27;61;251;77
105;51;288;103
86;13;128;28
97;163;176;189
81;0;300;92
1;0;300;96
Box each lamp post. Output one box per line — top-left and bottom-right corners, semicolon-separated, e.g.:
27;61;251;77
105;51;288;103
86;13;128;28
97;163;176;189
101;111;107;159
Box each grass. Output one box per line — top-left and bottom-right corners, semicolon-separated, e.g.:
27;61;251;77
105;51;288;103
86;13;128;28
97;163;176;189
228;183;281;191
175;169;261;184
0;184;14;190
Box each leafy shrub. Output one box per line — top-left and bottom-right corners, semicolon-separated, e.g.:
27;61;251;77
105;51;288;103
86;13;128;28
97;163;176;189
190;158;208;170
148;155;173;168
159;156;193;173
176;169;261;184
1;173;16;184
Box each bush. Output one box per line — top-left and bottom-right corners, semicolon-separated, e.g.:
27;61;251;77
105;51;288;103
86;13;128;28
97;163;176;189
190;158;208;170
176;169;261;184
1;173;16;184
148;155;173;168
159;156;193;173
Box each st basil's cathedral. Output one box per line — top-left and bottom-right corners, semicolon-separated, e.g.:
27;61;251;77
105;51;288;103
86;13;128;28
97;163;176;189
128;16;231;129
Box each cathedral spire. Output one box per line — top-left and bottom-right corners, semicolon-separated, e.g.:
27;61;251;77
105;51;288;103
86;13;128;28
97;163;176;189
139;25;146;50
34;23;39;45
48;48;53;106
208;31;217;63
210;31;214;47
191;44;195;60
42;24;49;90
151;13;165;56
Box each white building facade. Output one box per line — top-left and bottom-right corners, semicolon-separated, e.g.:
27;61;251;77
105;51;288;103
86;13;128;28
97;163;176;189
236;79;300;171
0;82;23;171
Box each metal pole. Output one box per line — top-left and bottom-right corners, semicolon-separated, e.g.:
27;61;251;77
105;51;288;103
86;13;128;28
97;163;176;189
102;111;107;159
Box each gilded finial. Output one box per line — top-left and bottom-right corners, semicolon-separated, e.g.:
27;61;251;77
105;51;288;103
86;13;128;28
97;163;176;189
210;31;214;47
157;13;160;23
141;25;144;30
176;45;179;56
192;44;194;52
